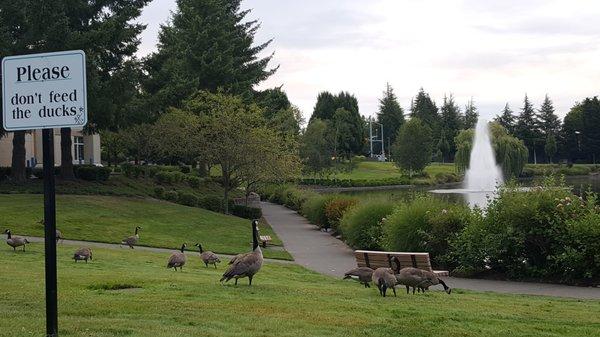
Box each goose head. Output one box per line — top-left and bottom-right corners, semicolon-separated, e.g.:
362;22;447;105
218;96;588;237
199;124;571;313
195;243;203;252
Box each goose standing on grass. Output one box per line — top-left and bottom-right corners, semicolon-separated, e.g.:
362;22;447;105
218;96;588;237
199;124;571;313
343;267;374;288
195;243;220;268
392;256;451;294
220;219;263;286
73;247;92;263
121;226;142;249
4;229;29;251
372;267;397;297
39;219;64;244
167;243;187;271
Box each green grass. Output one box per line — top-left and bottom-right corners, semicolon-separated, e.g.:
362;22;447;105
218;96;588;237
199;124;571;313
0;194;290;260
329;162;457;182
1;244;599;337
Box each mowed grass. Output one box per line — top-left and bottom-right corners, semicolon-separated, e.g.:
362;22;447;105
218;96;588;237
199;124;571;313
1;244;599;337
331;162;457;180
0;194;291;260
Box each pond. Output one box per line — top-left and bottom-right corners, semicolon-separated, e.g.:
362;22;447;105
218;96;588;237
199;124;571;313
324;175;600;206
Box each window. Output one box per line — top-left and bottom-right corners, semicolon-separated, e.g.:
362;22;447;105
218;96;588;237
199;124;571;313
73;136;84;163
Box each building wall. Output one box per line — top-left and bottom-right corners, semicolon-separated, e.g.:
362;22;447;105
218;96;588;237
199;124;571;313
0;128;101;167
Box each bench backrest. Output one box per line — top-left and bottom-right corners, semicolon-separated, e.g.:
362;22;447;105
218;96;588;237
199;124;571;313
354;250;433;272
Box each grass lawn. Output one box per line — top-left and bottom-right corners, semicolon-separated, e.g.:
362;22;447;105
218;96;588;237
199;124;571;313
330;162;457;181
0;194;291;260
1;244;599;337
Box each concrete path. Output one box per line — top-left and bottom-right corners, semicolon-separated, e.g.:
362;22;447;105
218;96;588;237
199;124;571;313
21;236;293;264
261;201;600;300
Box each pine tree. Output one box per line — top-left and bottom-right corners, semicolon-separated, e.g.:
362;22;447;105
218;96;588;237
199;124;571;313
581;97;600;163
376;83;405;147
311;92;337;121
439;94;462;160
515;94;541;162
495;103;515;134
463;98;479;129
537;95;561;136
144;0;276;111
410;88;440;136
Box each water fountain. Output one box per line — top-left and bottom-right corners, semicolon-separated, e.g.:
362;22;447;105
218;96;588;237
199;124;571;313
431;119;504;208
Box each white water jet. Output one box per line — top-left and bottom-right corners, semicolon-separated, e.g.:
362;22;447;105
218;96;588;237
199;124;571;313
464;119;504;191
463;119;503;208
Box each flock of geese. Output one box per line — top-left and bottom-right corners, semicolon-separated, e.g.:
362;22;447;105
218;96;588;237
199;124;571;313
6;219;451;295
3;219;264;286
343;257;452;297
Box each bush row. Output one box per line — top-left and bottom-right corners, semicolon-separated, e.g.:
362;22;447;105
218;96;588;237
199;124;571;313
122;164;203;189
300;177;411;187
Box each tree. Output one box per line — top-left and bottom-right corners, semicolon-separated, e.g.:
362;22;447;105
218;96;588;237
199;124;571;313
495;103;515;135
311;92;337;121
561;103;584;162
437;130;451;163
463;98;479;129
391;118;432;177
537;95;561;136
121;124;155;165
151;109;201;165
439;94;462;160
100;130;125;167
300;119;334;176
268;105;304;138
376;83;405;149
515;94;541;163
144;0;276;112
581;97;600;163
410;88;440;136
0;0;150;180
545;134;557;163
455;123;528;178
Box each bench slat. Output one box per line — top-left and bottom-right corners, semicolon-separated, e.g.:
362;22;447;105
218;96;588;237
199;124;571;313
354;250;448;276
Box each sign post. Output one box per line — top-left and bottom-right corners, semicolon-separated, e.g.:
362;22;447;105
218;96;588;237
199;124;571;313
2;50;87;337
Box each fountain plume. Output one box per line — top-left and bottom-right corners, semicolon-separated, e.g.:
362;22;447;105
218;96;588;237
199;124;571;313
464;119;504;192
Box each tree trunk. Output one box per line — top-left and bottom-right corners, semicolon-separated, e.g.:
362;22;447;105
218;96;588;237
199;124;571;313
10;131;26;182
223;187;230;214
60;128;75;180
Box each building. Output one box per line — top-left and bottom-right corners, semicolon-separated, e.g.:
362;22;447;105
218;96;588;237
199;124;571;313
0;128;101;167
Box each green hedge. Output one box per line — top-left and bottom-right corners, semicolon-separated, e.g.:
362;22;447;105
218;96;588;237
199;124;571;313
231;205;262;219
73;165;111;181
300;177;411;187
155;171;186;184
339;201;395;250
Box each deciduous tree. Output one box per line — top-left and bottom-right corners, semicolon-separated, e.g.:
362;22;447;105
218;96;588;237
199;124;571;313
391;118;432;177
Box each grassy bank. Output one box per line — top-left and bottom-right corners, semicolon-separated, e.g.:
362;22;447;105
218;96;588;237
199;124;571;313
0;194;290;260
1;244;599;337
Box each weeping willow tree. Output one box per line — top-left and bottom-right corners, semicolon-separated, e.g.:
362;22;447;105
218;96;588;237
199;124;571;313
455;122;528;178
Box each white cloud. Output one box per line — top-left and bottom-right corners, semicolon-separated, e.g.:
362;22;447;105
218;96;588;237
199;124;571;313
137;0;600;122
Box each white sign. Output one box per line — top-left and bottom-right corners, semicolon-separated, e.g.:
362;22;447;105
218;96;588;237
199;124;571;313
2;50;87;131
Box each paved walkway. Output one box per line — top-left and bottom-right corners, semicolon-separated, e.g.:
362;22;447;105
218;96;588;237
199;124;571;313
261;201;600;300
22;236;293;264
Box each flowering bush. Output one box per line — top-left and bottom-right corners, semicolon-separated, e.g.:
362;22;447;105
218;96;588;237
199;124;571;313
324;197;359;233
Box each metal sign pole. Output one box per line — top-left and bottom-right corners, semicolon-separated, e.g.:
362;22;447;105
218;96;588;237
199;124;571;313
42;128;58;337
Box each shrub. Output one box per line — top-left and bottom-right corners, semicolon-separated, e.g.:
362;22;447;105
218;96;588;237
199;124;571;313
232;205;262;219
198;195;224;212
340;201;395;250
324;197;359;232
556;210;600;284
164;190;179;203
301;194;337;229
178;192;199;207
155;171;186;184
73;165;111;181
154;186;165;199
32;167;60;179
383;195;470;269
186;176;201;188
179;165;191;174
0;167;9;181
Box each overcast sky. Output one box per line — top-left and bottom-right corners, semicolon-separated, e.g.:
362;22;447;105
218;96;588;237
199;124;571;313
137;0;600;122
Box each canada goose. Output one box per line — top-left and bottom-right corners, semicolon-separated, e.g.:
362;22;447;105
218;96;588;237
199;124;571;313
73;247;92;263
394;266;452;295
39;219;64;243
167;243;187;271
4;229;29;251
195;243;220;268
121;226;142;249
220;219;263;286
343;267;374;288
372;267;397;297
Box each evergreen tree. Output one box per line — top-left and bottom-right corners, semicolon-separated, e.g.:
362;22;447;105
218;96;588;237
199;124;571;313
561;103;584;162
0;0;149;181
376;83;405;148
410;88;440;136
545;134;557;163
463;98;479;129
581;97;600;163
439;94;462;160
437;130;451;163
311;91;337;121
515;94;541;162
495;103;515;135
537;95;561;136
144;0;276;112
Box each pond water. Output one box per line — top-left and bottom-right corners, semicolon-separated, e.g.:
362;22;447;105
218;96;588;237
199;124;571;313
327;175;600;206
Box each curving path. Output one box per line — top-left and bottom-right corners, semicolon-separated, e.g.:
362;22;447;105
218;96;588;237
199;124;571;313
260;201;600;300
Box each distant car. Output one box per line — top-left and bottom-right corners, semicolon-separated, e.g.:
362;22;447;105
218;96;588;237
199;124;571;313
375;154;386;162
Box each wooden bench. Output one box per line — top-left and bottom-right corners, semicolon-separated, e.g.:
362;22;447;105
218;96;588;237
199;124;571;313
259;235;272;248
354;250;449;277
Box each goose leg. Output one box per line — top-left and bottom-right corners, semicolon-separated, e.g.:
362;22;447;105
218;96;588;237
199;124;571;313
405;285;409;294
392;287;397;297
234;278;238;286
412;287;416;294
248;275;253;286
